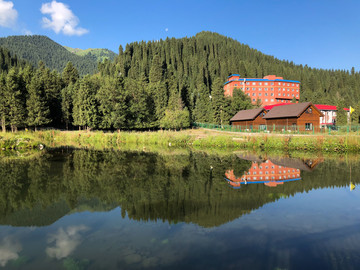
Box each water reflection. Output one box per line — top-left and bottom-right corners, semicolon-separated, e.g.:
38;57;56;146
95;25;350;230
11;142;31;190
0;149;354;229
0;149;360;269
0;237;22;267
46;225;88;259
225;154;323;189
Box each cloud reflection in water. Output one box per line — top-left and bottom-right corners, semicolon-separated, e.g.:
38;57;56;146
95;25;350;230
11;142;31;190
46;225;88;259
0;237;22;267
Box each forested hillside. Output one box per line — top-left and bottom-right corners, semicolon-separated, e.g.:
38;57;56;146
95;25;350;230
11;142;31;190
64;46;117;63
0;31;359;132
0;46;27;71
0;35;97;75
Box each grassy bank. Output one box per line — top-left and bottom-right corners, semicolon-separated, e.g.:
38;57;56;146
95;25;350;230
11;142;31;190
1;129;360;153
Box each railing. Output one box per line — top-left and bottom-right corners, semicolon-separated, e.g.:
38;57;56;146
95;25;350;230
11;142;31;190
193;122;360;135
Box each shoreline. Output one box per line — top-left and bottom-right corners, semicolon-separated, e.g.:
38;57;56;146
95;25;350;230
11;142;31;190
1;128;360;153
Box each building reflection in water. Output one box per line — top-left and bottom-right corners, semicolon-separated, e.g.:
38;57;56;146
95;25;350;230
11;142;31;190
225;154;323;189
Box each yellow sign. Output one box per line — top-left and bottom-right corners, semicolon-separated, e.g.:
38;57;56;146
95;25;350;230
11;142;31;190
350;106;355;114
350;182;356;191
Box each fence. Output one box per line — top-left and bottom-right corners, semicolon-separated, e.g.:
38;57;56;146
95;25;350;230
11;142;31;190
193;122;360;135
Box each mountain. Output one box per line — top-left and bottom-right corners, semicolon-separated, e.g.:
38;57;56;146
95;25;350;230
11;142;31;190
64;46;117;63
0;35;97;75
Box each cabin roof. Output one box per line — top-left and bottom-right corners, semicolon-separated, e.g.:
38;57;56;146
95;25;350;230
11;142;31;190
263;102;323;119
230;108;265;122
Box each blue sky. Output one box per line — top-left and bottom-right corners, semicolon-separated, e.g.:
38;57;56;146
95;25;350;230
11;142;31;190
0;0;359;71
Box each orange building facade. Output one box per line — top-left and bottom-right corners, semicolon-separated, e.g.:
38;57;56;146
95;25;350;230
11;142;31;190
224;74;301;106
225;160;301;189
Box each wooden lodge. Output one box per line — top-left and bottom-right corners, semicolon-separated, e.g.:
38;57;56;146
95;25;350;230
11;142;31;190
263;102;323;132
230;102;323;132
229;108;267;130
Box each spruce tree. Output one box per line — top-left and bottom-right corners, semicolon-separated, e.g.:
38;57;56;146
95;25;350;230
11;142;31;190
62;62;79;86
72;76;99;130
6;68;25;132
26;76;51;131
211;77;225;124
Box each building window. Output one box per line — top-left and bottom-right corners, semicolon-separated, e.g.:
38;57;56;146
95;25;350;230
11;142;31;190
305;123;313;130
278;82;281;85
246;88;249;90
265;88;268;91
287;88;290;92
292;83;294;86
287;83;290;86
259;82;262;86
271;93;274;96
252;99;256;102
271;99;274;102
271;82;274;85
252;88;256;90
265;82;268;86
292;94;294;97
283;88;285;91
265;93;268;96
259;88;262;91
292;89;294;92
259;93;262;96
271;88;274;91
235;84;237;86
252;82;256;85
252;93;256;96
306;108;312;114
246;82;250;85
265;99;268;102
283;83;285;86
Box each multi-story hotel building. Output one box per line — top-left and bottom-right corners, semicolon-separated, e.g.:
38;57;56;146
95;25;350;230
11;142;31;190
224;74;301;106
225;160;301;189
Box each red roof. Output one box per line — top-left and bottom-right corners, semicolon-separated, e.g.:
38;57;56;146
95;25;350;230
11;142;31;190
264;103;349;111
315;104;349;111
315;104;337;111
263;103;293;111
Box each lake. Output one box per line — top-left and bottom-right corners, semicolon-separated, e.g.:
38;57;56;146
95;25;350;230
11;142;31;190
0;148;359;269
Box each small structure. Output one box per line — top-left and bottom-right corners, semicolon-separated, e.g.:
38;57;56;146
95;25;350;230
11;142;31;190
263;102;323;132
229;108;267;130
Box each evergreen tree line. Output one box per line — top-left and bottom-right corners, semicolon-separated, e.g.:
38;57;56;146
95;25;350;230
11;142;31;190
2;31;360;131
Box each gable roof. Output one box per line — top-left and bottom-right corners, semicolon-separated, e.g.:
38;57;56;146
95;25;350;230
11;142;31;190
263;102;323;119
230;108;265;122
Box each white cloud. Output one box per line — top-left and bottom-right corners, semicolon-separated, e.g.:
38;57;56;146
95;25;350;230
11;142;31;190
0;237;22;267
46;225;88;259
40;1;88;36
22;29;32;35
165;28;168;32
0;0;18;28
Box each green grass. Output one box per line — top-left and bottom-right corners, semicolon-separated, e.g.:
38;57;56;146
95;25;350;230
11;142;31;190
2;129;360;154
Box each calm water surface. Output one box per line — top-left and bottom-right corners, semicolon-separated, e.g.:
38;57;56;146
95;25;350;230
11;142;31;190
0;149;360;269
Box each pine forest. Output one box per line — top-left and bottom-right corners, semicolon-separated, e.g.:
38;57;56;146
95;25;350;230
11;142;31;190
0;31;360;132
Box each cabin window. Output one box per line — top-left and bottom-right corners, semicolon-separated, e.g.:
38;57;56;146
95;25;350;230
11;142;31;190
306;108;313;114
259;124;266;130
305;123;313;130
